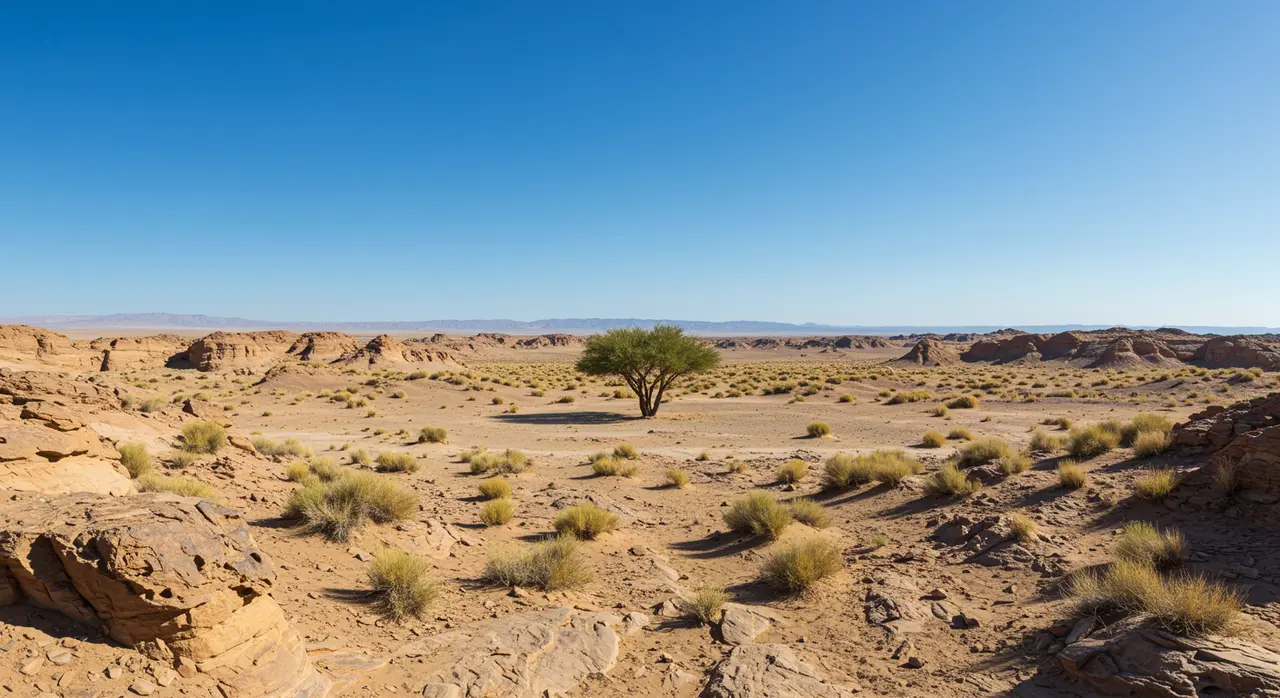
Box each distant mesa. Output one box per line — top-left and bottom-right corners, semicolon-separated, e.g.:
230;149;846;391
893;338;962;366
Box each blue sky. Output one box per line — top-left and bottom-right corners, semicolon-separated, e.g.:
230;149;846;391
2;1;1278;326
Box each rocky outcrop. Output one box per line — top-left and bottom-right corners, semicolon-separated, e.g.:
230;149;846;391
0;325;95;370
1193;336;1280;370
89;334;190;371
514;333;581;348
1086;337;1181;369
702;644;859;698
893;339;962;366
187;331;299;372
0;370;134;495
339;334;457;368
959;329;1236;368
0;492;329;698
1057;618;1280;697
392;606;622;697
285;332;362;363
1171;393;1280;497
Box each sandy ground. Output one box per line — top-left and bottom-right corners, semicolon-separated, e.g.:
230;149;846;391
4;348;1280;697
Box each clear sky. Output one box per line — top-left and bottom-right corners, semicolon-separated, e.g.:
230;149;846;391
2;1;1278;326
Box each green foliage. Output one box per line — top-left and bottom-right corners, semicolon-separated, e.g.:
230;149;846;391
418;426;448;444
806;422;832;438
576;325;721;417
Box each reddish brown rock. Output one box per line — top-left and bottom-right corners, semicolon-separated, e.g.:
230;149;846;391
186;331;299;372
893;339;962;366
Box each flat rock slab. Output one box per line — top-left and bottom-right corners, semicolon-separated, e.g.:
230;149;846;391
703;644;859;698
719;605;772;645
398;606;623;698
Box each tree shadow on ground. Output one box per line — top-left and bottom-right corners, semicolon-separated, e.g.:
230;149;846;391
488;411;637;426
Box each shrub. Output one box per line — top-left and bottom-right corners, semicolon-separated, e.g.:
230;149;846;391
806;422;832;438
576;325;720;417
723;493;793;540
931;405;950;418
947;428;973;441
285;471;418;542
309;456;345;481
869;533;890;549
886;390;931;405
1029;428;1065;453
689;586;728;625
820;453;873;490
759;538;843;594
925;462;981;496
1134;468;1179;500
479;498;516;526
418;426;447;444
483;536;590;591
136;473;218;500
1058;461;1087;489
1132;431;1171;458
956;437;1013;468
947;395;979;409
664;468;690;489
787;498;831;528
998;453;1033;475
181;421;226;454
1068;424;1120;460
591;456;637;477
1215;462;1243;496
252;437;311;458
1007;512;1038;544
166;451;200;469
501;449;531;473
375;452;418;473
1115;521;1186;570
838;393;854;403
471;450;532;475
727;460;748;474
285;462;311;482
871;452;922;487
696;450;711;461
775;460;809;483
478;477;512;500
1123;413;1174;447
921;430;946;448
117;442;153;479
613;443;639;459
1067;559;1164;616
553;502;620;540
350;448;372;466
1150;575;1244;637
366;548;437;622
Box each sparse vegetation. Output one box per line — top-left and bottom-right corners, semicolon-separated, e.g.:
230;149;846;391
478;477;512;500
1114;521;1186;570
181;421;226;454
689;586;728;625
553;502;620;540
1057;460;1087;489
997;452;1033;475
1007;512;1038;544
418;426;448;444
664;468;690;488
806;421;831;438
613;443;639;459
759;538;843;594
483;536;590;591
576;325;721;417
947;395;979;409
1134;468;1179;500
924;462;981;496
117;442;153;478
284;471;417;542
1068;424;1120;460
479;498;516;526
956;437;1013;468
921;430;946;448
723;492;793;540
776;459;809;483
366;548;437;622
375;451;418;473
136;473;218;500
787;498;831;528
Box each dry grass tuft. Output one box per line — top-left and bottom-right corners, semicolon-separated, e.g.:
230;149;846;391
483;536;590;591
1007;512;1038;544
418;426;448;444
117;442;153;478
181;421;226;454
806;422;832;438
956;437;1013;468
613;443;639;459
375;451;418;473
479;498;516;526
1058;460;1087;489
759;538;843;594
924;462;981;496
1134;468;1179;500
998;452;1033;475
689;586;728;625
723;492;793;540
136;473;218;500
921;430;946;448
776;460;809;483
664;468;690;489
787;498;831;528
1068;424;1121;460
366;548;437;622
285;471;417;542
478;477;512;500
1115;521;1186;570
553;502;620;540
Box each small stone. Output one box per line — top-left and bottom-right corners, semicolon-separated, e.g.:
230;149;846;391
154;668;178;687
928;588;947;599
130;678;157;695
176;657;198;678
905;656;925;669
106;665;123;679
21;657;44;676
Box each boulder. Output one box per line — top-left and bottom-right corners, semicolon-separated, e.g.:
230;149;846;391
702;644;859;698
186;331;299;372
0;492;329;698
893;339;962;367
719;604;773;645
1193;336;1280;371
285;332;362;364
1171;393;1280;497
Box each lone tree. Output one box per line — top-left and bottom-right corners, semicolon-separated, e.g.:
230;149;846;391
576;325;720;417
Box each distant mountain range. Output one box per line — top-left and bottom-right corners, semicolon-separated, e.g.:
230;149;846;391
4;313;1279;337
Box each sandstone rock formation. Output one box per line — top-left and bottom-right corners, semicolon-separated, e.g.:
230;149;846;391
0;325;94;370
339;334;456;368
1172;393;1280;497
0;370;135;495
894;338;962;366
392;606;622;697
702;644;859;697
1057;618;1280;697
0;492;329;698
89;335;189;371
1193;336;1280;370
187;331;300;372
285;332;362;363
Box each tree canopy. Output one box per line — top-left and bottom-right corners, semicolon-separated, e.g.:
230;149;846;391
576;325;721;417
